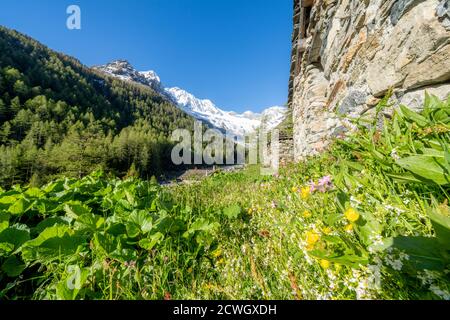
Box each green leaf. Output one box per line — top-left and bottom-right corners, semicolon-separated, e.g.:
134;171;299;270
396;154;450;185
1;255;26;277
92;232;119;256
223;204;241;219
387;236;447;271
0;224;30;251
8;198;32;215
56;266;89;300
309;250;369;267
183;219;220;238
138;232;164;251
21;225;86;263
427;205;450;249
387;173;424;184
64;202;91;219
33;217;71;235
0;212;10;233
24;188;45;198
355;212;383;247
398;105;429;127
75;213;105;232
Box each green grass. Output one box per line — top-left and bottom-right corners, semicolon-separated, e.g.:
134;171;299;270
0;94;449;300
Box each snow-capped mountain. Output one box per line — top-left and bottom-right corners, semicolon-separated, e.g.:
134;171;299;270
93;60;286;137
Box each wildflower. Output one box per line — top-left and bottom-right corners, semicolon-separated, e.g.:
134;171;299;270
303;210;312;218
390;148;400;161
322;227;332;235
320;259;331;269
317;175;333;192
309;180;317;193
301;187;310;200
247;208;253;215
187;267;193;274
344;207;360;222
291;186;298;193
306;230;321;247
344;223;354;233
212;248;222;258
271;201;278;209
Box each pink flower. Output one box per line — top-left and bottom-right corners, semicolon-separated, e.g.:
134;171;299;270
317;175;333;192
309;180;317;193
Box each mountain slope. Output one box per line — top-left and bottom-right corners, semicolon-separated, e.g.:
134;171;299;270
0;26;194;186
94;61;287;137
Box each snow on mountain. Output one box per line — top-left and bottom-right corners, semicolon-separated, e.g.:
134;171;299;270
93;60;286;137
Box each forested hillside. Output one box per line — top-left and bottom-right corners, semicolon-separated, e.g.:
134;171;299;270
0;26;194;187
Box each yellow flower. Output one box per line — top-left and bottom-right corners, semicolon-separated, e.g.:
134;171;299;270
187;267;193;274
303;210;312;218
344;207;360;222
212;248;222;258
247;208;253;215
344;223;354;233
301;187;311;200
292;186;299;193
306;230;321;247
320;259;331;269
322;227;332;235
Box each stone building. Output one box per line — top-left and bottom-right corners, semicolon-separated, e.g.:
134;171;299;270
289;0;450;160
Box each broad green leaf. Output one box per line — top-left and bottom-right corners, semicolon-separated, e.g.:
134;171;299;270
223;204;241;219
0;243;14;257
386;236;447;271
0;224;30;251
1;255;26;277
0;212;10;233
355;211;383;247
56;266;89;300
183;219;220;238
33;217;71;235
138;232;164;251
24;188;45;198
8;198;32;215
21;225;86;263
64;202;91;219
396;154;450;185
75;213;105;232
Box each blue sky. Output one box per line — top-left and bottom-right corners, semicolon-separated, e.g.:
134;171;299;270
0;0;292;113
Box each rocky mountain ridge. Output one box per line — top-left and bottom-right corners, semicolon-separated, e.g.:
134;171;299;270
94;60;286;137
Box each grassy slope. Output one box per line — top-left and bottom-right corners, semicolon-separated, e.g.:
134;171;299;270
0;95;449;300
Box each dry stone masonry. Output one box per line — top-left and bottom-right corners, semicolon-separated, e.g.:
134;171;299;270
289;0;450;160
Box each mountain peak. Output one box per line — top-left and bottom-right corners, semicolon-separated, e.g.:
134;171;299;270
93;60;162;90
93;61;287;137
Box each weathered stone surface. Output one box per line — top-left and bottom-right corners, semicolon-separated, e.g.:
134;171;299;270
437;0;450;30
289;0;450;160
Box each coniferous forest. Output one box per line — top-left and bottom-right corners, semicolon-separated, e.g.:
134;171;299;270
0;26;194;187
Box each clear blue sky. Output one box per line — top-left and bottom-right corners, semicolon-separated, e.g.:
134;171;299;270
0;0;292;113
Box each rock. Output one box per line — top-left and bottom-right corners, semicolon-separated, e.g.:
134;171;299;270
337;90;367;114
390;0;426;25
437;0;450;30
288;0;450;160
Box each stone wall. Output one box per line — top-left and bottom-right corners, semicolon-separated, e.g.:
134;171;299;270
289;0;450;160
